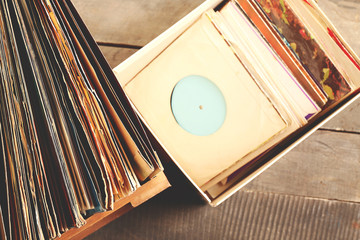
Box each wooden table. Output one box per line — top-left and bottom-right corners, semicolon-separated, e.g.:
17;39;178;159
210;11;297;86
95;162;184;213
71;0;360;239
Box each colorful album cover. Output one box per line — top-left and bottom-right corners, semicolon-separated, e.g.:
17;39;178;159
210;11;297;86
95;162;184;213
255;0;351;102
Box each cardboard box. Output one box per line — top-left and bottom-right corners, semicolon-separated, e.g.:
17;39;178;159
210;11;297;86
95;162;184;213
113;0;360;206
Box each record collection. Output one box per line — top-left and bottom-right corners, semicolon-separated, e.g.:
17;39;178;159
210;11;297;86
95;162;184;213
0;0;161;239
1;0;360;239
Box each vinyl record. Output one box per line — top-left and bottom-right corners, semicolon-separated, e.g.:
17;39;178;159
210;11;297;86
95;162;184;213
170;75;227;136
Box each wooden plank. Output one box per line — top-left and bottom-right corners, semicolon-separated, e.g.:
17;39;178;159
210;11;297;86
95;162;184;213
243;129;360;203
85;190;360;240
71;0;360;53
71;0;204;46
322;98;360;133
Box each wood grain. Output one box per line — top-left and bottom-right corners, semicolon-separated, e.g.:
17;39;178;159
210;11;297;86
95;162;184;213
243;130;360;203
71;0;360;55
85;190;360;240
322;99;360;133
71;0;204;46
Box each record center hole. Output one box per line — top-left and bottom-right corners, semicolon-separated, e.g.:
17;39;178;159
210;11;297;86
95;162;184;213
199;105;204;110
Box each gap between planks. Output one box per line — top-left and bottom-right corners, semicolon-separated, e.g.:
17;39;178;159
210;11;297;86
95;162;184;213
97;41;143;50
